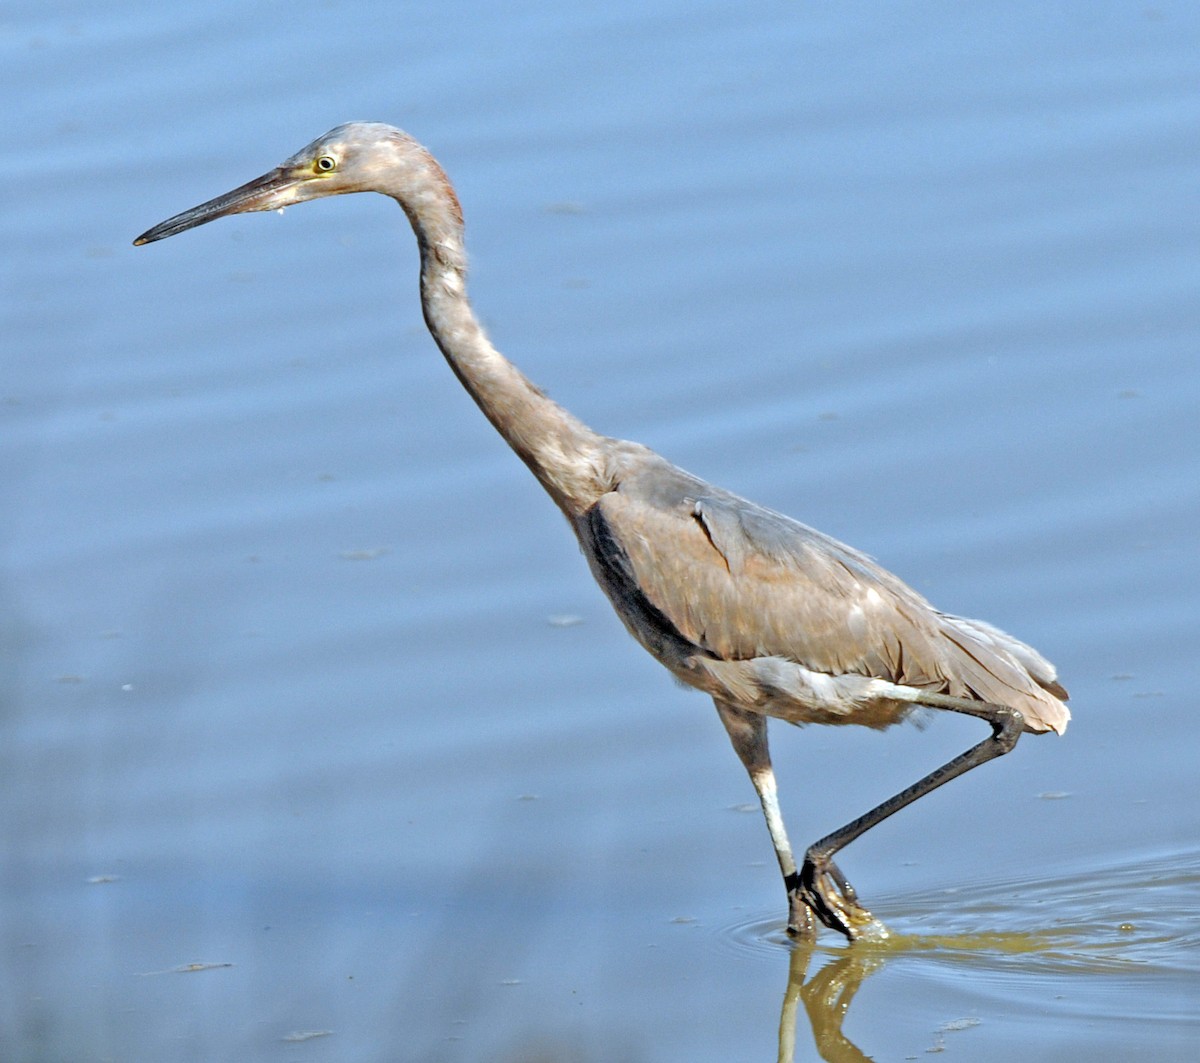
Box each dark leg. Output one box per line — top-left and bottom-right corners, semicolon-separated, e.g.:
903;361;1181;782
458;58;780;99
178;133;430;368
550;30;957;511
800;694;1025;941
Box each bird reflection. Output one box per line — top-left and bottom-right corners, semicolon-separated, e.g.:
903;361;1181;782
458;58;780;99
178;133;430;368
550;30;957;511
778;942;884;1063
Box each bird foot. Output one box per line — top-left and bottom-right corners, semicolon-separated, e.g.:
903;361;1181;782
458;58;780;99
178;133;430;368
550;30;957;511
789;860;889;943
785;887;818;939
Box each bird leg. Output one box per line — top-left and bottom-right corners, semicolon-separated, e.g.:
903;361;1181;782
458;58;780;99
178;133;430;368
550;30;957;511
798;695;1025;941
713;700;875;939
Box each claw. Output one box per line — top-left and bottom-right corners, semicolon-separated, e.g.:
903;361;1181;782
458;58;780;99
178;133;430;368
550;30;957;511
798;858;889;942
786;886;818;939
826;859;857;904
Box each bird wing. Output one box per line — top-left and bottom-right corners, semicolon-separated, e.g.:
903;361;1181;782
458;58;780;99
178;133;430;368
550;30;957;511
589;457;1068;732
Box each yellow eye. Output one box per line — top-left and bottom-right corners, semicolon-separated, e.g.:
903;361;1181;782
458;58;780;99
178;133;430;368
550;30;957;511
314;155;337;173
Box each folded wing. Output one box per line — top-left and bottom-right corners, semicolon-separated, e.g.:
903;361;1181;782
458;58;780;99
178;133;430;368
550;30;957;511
589;459;1069;734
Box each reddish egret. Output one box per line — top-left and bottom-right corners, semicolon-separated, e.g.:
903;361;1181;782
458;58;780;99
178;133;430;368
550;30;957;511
135;123;1069;940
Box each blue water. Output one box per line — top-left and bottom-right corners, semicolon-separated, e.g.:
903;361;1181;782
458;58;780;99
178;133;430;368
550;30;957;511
4;2;1199;1059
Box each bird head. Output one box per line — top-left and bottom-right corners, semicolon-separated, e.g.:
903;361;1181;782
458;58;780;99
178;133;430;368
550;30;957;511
133;122;457;245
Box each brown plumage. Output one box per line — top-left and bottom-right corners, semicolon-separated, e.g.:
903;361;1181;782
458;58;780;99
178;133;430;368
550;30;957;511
587;451;1068;734
135;122;1069;941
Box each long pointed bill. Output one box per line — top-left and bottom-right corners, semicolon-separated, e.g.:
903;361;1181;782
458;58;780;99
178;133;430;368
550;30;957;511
133;167;305;245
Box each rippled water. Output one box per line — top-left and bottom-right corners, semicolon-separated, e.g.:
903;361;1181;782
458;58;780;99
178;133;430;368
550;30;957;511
4;2;1199;1060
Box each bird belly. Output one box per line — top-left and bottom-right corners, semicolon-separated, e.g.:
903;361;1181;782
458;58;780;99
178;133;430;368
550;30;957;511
682;653;919;729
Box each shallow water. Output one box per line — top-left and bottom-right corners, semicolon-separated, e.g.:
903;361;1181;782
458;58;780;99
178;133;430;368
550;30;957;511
4;2;1199;1060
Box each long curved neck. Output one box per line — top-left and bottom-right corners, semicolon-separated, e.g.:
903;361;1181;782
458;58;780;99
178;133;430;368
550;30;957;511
392;162;611;517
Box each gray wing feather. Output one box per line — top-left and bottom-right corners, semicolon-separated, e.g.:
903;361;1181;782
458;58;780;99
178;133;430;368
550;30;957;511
593;459;1069;734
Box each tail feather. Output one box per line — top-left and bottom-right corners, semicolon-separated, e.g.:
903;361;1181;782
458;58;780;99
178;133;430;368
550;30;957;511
939;614;1071;735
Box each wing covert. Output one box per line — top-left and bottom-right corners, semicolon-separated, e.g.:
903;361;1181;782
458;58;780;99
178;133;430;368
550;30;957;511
586;461;1068;732
591;471;949;683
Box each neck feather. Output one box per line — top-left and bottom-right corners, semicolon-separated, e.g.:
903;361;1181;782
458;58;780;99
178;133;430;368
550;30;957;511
395;172;611;515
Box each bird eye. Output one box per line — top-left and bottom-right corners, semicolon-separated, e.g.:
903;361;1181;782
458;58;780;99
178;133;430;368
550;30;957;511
314;155;337;173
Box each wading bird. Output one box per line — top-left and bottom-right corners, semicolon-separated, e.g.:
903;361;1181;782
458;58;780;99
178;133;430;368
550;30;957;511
135;123;1069;940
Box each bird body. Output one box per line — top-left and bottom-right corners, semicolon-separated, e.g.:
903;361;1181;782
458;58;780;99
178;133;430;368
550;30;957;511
576;451;1067;734
135;122;1068;940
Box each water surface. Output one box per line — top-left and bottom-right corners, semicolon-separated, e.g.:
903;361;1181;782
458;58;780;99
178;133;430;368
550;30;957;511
4;2;1199;1059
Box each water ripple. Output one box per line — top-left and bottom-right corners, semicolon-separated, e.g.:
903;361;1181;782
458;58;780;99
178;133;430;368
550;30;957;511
711;845;1200;979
